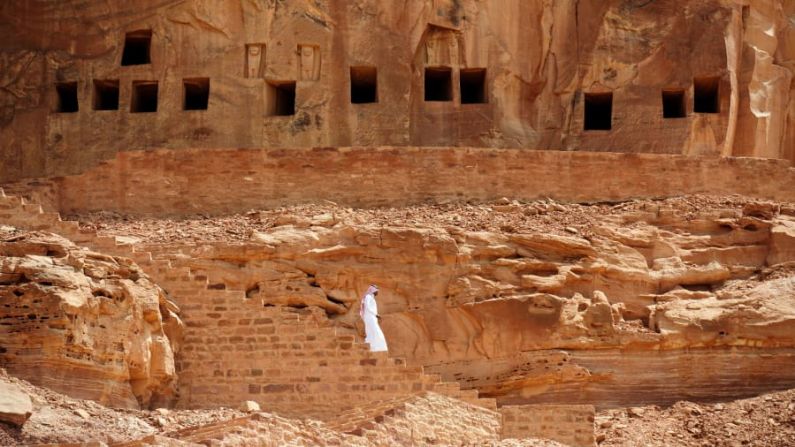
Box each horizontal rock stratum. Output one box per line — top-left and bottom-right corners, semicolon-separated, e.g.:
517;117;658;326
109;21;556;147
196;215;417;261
0;229;183;409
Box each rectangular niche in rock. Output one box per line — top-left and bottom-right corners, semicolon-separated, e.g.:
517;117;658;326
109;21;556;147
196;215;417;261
584;92;613;131
55;82;78;113
121;30;152;66
245;44;266;78
266;81;296;116
298;44;321;81
183;78;210;110
662;89;686;118
694;77;720;114
130;81;158;113
460;68;487;104
92;80;119;111
424;66;452;102
350;66;377;104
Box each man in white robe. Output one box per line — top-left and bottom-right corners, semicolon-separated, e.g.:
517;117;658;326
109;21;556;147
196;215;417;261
359;284;388;352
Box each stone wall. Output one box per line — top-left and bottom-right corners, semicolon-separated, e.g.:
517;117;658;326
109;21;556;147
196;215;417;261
6;147;795;217
162;276;486;418
0;0;793;182
500;404;595;447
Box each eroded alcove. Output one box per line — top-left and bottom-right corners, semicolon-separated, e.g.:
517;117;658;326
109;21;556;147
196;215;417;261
584;92;613;130
460;68;487;104
121;30;152;66
130;81;158;113
350;67;378;104
183;78;210;111
55;82;78;113
662;89;686;118
425;67;453;102
266;81;296;116
93;80;119;111
694;77;720;114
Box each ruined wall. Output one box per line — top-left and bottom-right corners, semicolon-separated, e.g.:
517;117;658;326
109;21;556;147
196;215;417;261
169;286;483;417
500;404;595;447
6;147;793;217
0;0;792;183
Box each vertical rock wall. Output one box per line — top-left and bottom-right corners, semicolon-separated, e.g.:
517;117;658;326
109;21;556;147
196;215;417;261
0;0;792;182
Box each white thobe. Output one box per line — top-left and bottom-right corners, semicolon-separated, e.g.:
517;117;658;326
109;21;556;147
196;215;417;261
362;293;388;352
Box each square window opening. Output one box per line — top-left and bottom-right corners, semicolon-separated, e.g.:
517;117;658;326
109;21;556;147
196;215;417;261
424;67;452;102
661;89;686;118
121;30;152;66
350;66;378;104
266;81;296;116
694;77;720;114
460;68;487;104
130;81;158;113
183;78;210;110
584;92;613;131
55;82;78;113
93;79;119;111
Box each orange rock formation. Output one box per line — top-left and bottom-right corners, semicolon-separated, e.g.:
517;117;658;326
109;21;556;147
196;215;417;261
0;230;182;409
0;0;793;183
0;1;794;446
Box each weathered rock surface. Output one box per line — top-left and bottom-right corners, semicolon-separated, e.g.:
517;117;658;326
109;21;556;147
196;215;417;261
0;231;183;409
111;196;795;406
0;377;32;427
0;0;793;182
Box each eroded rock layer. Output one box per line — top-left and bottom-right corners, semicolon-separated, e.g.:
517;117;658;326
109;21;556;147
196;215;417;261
0;230;183;409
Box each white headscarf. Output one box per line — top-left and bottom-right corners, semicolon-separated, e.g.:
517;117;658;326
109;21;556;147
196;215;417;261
359;284;379;317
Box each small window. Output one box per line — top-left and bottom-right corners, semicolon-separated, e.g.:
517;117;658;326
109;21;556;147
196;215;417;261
584;92;613;131
694;77;720;114
350;66;377;104
460;68;487;104
266;81;296;116
661;89;686;118
55;82;78;113
121;30;152;66
424;67;452;102
183;78;210;110
130;81;158;113
92;80;119;111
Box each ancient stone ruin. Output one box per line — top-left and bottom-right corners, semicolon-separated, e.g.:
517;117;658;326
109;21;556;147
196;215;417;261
0;1;794;446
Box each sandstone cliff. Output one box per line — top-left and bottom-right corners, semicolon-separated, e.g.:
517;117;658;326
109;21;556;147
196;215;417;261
0;229;183;409
0;0;792;182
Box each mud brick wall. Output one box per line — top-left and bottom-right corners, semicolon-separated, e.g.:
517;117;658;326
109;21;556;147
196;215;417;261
173;288;463;419
500;404;596;447
7;147;794;217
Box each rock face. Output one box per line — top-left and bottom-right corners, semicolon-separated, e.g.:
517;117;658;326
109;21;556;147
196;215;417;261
0;231;182;409
0;0;793;182
135;197;795;406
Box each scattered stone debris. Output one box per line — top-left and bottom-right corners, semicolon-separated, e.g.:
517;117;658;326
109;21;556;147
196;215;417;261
71;195;791;244
596;389;795;446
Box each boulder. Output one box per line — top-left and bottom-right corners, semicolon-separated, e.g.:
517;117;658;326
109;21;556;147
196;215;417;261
0;380;33;426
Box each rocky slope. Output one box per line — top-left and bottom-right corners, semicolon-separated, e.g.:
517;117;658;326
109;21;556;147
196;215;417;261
595;388;795;446
0;370;560;447
0;229;183;409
